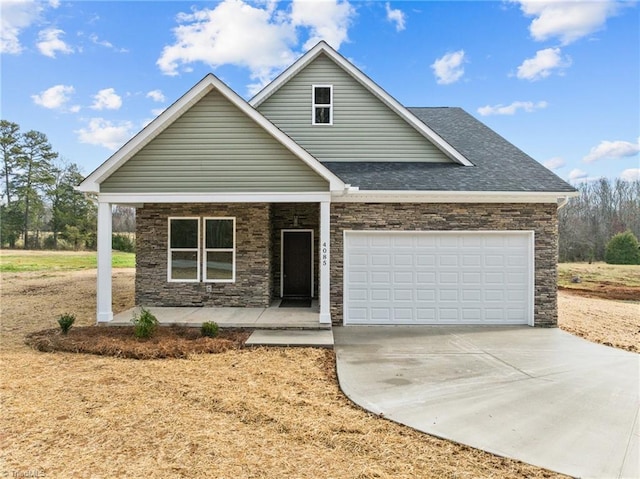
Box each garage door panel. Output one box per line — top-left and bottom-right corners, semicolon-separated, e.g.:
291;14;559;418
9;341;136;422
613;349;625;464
371;271;391;283
439;289;459;301
417;290;435;301
462;254;482;267
344;231;533;325
417;272;436;284
439;272;459;283
394;289;413;301
394;254;413;266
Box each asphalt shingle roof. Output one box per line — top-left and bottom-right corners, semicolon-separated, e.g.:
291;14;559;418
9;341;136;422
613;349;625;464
323;107;576;193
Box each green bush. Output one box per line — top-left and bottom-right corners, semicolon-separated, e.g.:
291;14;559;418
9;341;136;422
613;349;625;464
605;230;640;265
201;321;219;338
112;234;135;253
58;313;76;335
131;307;159;339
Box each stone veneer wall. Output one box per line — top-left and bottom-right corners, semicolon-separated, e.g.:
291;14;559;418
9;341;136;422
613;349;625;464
271;203;320;298
136;203;272;307
329;203;559;327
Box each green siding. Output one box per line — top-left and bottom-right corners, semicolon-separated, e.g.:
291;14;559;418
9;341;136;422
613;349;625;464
257;54;453;163
101;90;328;193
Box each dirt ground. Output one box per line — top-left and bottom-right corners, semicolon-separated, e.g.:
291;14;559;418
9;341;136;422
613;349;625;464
558;292;639;352
0;269;574;478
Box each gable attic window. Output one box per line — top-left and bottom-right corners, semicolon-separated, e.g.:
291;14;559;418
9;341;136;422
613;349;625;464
312;85;333;125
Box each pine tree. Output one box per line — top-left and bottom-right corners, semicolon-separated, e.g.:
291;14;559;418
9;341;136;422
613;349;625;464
14;130;57;248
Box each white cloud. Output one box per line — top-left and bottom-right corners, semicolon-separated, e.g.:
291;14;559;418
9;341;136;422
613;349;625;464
156;0;355;95
543;157;565;170
477;100;548;116
89;33;112;49
620;168;640;182
31;84;75;110
91;88;122;110
151;108;166;116
76;118;133;150
516;47;570;81
385;2;406;32
568;168;588;181
583;138;640;163
291;0;355;50
36;28;73;58
431;50;465;85
512;0;622;45
1;0;44;54
146;89;166;103
88;33;128;53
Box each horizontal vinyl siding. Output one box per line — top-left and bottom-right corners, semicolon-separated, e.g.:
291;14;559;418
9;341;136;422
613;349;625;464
101;90;328;193
257;54;453;163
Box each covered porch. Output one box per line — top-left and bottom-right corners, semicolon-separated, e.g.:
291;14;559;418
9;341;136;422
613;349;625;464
108;299;328;329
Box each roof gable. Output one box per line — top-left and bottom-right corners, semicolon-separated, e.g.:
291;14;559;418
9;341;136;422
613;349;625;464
250;41;472;166
100;90;330;193
78;74;345;193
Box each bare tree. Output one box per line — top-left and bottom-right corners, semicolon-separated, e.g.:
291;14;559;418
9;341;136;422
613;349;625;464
559;178;640;262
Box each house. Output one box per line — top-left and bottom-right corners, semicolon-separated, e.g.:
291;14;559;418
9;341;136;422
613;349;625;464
78;41;576;328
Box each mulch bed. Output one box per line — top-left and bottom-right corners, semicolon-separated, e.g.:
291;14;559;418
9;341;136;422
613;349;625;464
25;325;251;359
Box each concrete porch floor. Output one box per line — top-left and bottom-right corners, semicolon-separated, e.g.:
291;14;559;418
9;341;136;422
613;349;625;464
107;299;330;330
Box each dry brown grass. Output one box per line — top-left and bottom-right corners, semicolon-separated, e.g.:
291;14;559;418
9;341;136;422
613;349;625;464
0;268;568;478
558;291;639;352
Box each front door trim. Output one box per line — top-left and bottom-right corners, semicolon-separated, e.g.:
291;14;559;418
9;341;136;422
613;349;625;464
281;229;314;298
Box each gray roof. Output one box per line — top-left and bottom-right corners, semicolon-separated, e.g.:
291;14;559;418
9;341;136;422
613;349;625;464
323;107;576;193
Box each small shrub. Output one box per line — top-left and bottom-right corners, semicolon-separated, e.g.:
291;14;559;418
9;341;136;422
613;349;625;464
112;234;135;253
605;230;640;265
131;307;159;339
58;313;76;335
201;321;219;338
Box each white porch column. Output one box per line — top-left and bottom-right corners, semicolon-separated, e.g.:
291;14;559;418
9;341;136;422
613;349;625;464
319;201;331;324
97;200;113;323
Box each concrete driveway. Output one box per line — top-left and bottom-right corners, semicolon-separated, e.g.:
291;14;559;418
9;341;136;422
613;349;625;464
334;326;639;479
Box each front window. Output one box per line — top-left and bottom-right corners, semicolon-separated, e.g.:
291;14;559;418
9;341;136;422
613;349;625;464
168;218;200;281
204;218;235;282
312;85;333;125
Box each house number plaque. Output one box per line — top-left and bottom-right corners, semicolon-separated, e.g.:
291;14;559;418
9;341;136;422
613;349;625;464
322;242;328;267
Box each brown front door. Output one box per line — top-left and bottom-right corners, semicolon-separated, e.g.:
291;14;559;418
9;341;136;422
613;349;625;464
282;230;313;298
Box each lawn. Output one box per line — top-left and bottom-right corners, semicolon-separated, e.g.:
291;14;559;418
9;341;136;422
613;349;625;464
1;256;637;478
0;249;135;272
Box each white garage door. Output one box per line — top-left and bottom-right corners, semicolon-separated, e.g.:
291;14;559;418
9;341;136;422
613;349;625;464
344;231;533;325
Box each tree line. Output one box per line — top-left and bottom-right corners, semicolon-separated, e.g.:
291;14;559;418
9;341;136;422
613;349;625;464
0;120;134;250
559;178;640;262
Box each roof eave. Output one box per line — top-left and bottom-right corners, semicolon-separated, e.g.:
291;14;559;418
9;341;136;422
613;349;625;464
332;189;579;203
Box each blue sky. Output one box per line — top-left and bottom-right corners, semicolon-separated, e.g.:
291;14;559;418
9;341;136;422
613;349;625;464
1;0;638;184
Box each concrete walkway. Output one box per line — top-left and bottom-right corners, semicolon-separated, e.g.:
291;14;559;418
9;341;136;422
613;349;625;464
109;302;327;329
246;329;334;348
334;326;639;479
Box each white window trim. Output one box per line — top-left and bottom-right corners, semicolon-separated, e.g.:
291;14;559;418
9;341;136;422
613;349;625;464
312;84;333;126
203;217;236;283
168;217;200;283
